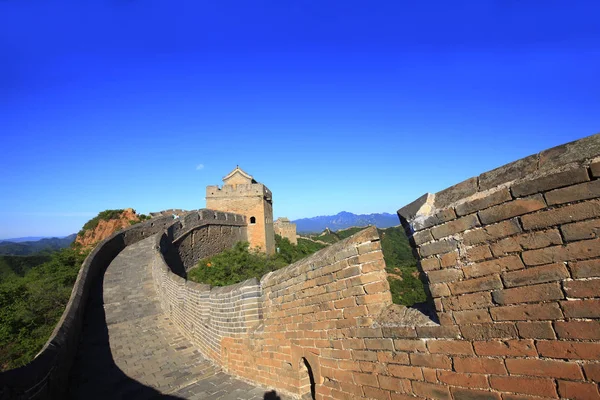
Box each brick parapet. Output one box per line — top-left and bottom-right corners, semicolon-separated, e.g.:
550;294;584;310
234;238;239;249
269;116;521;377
385;133;600;400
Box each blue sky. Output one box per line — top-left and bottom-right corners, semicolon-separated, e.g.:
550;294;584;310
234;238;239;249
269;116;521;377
1;1;599;238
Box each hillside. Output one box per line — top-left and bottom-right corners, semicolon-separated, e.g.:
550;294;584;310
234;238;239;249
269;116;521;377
0;255;51;279
0;234;76;256
293;211;399;233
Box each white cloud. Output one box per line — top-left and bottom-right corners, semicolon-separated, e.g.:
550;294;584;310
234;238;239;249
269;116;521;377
196;164;205;170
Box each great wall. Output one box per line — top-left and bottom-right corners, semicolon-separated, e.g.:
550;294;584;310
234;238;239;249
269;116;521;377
1;133;599;399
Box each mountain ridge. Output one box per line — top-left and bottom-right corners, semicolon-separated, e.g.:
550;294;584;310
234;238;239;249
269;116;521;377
0;234;77;256
293;211;399;233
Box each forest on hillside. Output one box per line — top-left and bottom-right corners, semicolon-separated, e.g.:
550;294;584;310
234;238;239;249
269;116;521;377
0;247;89;371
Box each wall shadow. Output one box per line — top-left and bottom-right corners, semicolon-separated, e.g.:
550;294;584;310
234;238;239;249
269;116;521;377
67;261;185;400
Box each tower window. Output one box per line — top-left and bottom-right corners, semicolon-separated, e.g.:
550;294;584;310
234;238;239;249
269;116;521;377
250;216;256;224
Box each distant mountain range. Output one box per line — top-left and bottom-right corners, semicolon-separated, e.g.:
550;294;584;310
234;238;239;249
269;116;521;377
0;234;77;256
293;211;399;233
0;236;50;243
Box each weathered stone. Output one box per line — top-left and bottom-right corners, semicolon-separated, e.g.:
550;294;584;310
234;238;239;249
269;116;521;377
434;177;479;209
479;154;538;191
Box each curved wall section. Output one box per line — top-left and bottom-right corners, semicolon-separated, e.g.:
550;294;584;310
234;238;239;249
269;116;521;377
0;209;246;400
0;215;176;400
151;212;258;361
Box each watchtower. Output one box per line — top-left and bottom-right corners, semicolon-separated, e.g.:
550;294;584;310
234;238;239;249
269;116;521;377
206;166;275;254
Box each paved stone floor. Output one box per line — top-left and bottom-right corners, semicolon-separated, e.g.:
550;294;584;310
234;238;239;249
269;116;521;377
69;236;291;400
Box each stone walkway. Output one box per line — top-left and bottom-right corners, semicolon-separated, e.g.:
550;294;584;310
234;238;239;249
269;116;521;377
69;236;290;400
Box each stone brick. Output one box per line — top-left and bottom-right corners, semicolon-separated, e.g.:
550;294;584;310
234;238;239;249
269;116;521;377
584;363;600;382
431;214;481;240
463;255;524;279
352;372;379;387
460;323;518;340
591;160;600;177
558;380;600;400
554;320;600;340
362;386;392;399
378;376;411;393
502;262;569;287
521;198;600;230
429;283;451;297
387;364;423;380
478;194;546;225
381;326;417;338
420;257;440;271
479;153;538;191
364;338;394;351
516;321;556;339
435;177;479;209
511;167;590;197
410;353;452;369
464;245;492;262
363;281;389;294
415;325;460;339
413;207;457;231
352;350;378;362
490;302;563;321
546;179;600;205
427;340;474;355
438;371;489;389
463;219;522;246
564;279;599;298
474;339;537;357
501;394;551;400
489;237;521;257
393;339;426;352
453;357;507;375
442;292;493;311
522;238;600;266
448;274;503;295
450;387;500;400
427;268;464;284
419;238;459;257
491;229;563;257
505;358;583;379
489;376;557;398
456;188;512;216
376;351;410;365
561;299;600;318
412;381;451;400
561;218;600;242
537;340;600;360
570;258;600;278
453;309;491;325
440;251;459;268
538;134;600;170
491;282;564;305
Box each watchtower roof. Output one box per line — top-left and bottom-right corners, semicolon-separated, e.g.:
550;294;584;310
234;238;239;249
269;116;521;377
222;166;257;184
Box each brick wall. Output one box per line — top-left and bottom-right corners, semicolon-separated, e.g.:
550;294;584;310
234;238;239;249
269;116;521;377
152;134;600;400
390;133;600;400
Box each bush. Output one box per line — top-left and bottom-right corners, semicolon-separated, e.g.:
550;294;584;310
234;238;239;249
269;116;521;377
188;235;326;287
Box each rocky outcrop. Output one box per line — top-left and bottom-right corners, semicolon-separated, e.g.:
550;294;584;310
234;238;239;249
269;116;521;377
75;208;141;247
